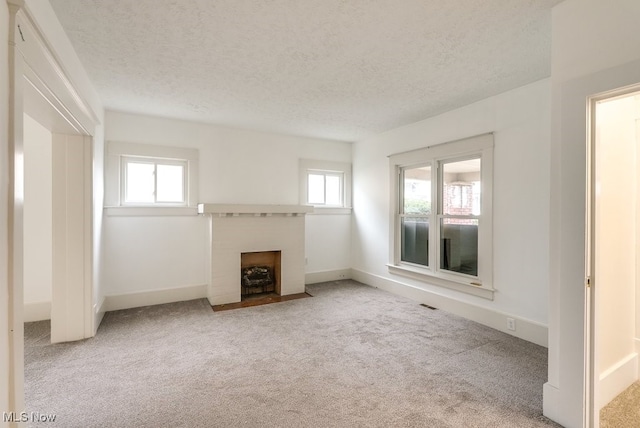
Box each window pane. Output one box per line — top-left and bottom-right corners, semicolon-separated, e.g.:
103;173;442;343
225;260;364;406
401;217;429;266
440;218;478;276
403;166;431;214
442;158;481;215
325;175;341;205
126;162;155;203
471;181;481;215
308;173;325;204
156;164;184;202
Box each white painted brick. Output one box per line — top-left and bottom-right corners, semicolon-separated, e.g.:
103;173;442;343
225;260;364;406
206;214;307;305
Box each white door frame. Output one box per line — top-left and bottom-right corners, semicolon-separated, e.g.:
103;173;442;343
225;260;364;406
6;1;25;417
51;133;94;343
7;0;99;413
585;82;640;428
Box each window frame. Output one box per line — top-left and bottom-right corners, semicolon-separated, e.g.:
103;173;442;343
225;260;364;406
120;156;188;206
106;141;199;216
299;159;352;214
399;163;433;267
388;133;494;299
307;170;344;207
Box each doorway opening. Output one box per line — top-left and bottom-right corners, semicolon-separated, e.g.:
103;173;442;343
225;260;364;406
7;6;100;415
587;87;640;427
21;72;94;344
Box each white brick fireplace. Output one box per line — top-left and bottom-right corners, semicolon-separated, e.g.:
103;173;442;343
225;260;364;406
198;204;313;305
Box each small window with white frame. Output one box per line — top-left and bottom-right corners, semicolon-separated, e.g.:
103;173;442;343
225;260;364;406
300;159;352;211
307;170;344;206
106;141;199;214
121;156;188;205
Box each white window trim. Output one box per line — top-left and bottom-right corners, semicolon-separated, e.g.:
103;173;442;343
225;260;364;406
121;156;188;206
299;159;352;214
388;133;494;299
106;141;199;216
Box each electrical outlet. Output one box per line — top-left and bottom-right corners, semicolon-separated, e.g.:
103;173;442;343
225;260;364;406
506;317;516;331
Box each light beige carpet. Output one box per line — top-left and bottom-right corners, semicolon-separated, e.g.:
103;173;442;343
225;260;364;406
24;280;560;427
600;381;640;428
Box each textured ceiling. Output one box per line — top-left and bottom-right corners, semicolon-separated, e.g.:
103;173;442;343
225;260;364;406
50;0;563;142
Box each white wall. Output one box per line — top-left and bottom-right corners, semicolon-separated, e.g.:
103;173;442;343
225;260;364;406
103;215;209;298
102;111;352;303
552;1;640;84
23;114;53;321
546;0;640;426
305;214;351;280
1;0;12;417
352;78;551;344
595;95;639;411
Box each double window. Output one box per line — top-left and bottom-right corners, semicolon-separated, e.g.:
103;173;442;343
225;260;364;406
389;134;493;298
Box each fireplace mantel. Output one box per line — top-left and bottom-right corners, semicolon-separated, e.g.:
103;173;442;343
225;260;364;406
198;203;313;216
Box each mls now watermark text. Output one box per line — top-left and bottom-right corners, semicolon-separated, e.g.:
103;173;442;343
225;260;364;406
3;411;57;423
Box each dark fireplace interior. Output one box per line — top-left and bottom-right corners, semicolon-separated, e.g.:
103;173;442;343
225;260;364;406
241;251;281;300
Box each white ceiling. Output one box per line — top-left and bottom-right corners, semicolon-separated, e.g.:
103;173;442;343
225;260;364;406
49;0;563;142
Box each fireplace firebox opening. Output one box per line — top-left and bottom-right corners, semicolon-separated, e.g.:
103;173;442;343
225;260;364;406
240;251;281;300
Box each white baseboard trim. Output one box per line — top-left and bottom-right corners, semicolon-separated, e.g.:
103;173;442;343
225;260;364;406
93;296;106;334
23;301;51;322
104;284;208;312
542;382;564;426
637;338;640;374
305;269;352;284
598;352;639;410
351;268;548;347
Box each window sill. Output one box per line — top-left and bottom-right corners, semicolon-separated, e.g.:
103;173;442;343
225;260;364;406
105;206;199;217
386;264;494;300
308;206;352;215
